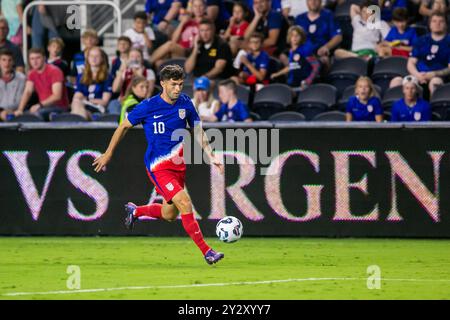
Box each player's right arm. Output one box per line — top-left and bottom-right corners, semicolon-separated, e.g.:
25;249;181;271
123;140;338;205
92;118;133;173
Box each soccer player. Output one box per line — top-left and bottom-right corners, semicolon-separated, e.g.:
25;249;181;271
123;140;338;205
92;65;225;265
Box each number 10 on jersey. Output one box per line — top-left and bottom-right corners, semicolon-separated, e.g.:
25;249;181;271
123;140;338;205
153;122;165;134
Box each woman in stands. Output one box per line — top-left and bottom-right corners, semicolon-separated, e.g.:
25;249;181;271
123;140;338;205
71;47;113;120
119;76;151;124
346;76;383;122
191;76;220;122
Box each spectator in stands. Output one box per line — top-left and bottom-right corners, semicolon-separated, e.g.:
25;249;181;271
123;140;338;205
110;36;133;81
71;47;113;120
419;0;449;22
14;48;69;120
391;75;431;121
212;79;252;122
346;76;383;122
185;19;234;80
270;26;320;89
145;0;185;36
390;12;450;95
0;0;23;46
0;49;25;121
192;76;220;121
334;2;390;60
205;0;231;32
124;11;156;62
69;29;99;83
295;0;342;66
47;37;69;77
379;0;408;22
244;0;288;56
0;17;24;73
150;0;206;69
282;0;308;20
113;48;156;102
119;76;151;124
232;32;269;88
376;8;418;58
222;2;250;56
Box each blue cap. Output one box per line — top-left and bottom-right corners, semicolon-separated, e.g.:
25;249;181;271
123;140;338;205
194;77;210;91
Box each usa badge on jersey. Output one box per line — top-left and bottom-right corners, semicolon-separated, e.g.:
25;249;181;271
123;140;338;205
179;109;186;119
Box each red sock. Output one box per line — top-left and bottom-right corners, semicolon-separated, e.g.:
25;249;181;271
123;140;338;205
134;203;163;219
181;213;211;255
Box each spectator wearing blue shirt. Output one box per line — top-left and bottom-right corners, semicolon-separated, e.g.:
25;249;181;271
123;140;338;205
391;75;431;122
346;76;383;122
390;12;450;95
145;0;185;36
295;0;342;67
244;0;289;56
233;32;270;87
213;79;252;122
71;47;113;120
377;8;418;58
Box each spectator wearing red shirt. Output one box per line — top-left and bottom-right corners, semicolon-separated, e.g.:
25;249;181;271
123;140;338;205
150;0;206;69
15;48;69;120
222;2;250;56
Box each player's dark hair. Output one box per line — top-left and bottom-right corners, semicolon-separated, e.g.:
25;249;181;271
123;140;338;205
392;8;408;22
218;79;237;94
134;11;148;21
0;48;14;58
160;64;185;82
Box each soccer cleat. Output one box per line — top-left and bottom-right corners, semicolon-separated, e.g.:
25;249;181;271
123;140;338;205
204;249;224;265
124;202;137;230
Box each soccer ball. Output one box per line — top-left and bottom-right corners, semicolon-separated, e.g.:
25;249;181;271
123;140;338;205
216;216;243;243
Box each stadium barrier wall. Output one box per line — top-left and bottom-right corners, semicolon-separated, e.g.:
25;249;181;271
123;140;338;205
1;122;450;237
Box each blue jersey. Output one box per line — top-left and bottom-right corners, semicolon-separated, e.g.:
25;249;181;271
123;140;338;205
127;93;200;172
75;75;113;100
243;51;269;76
295;9;341;53
215;100;250;122
287;46;313;87
346;96;383;121
411;34;450;72
70;51;86;77
385;26;418;46
391;98;431;122
145;0;186;25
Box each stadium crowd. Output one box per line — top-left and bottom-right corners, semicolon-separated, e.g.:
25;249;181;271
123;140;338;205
0;0;450;123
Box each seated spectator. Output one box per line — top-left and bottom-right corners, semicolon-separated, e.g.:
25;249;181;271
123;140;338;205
124;11;156;62
14;48;69;120
346;76;383;122
191;76;220;121
185;19;234;80
270;26;320;89
212;79;252;122
110;36;132;82
119;76;151;124
205;0;231;32
379;0;408;22
391;75;431;122
282;0;308;19
244;0;288;56
0;17;24;73
47;38;69;77
377;8;418;58
150;0;206;69
71;47;113;120
390;12;450;95
334;2;390;60
222;1;250;56
113;48;156;102
295;0;342;66
0;49;25;121
1;0;23;46
69;29;99;84
145;0;185;36
232;32;269;87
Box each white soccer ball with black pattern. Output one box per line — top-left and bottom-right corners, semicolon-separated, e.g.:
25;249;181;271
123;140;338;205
216;216;243;243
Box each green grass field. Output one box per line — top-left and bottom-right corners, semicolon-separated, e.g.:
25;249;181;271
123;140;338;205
0;237;449;300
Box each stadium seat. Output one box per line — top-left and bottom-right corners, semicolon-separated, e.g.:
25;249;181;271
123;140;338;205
268;111;306;122
371;57;408;95
94;114;119;123
8;113;44;122
430;83;450;120
328;57;368;93
382;85;423;110
312;111;347;122
293;84;337;120
337;84;382;110
249;111;262;121
252;84;294;120
49;113;87;122
334;2;353;50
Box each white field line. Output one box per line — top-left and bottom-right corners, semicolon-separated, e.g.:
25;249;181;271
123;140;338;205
3;277;450;297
